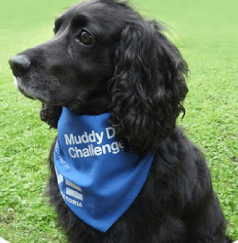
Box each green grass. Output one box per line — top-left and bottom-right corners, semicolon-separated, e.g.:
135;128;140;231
0;0;237;242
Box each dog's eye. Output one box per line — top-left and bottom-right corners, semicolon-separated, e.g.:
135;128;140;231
76;31;95;45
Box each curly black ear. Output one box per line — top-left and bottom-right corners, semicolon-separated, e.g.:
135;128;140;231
109;20;188;156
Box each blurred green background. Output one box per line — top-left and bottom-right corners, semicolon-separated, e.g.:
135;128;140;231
0;0;237;242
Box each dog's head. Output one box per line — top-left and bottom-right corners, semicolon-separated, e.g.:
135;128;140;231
9;0;188;156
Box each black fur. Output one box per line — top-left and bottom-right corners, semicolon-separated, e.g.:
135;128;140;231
9;0;232;242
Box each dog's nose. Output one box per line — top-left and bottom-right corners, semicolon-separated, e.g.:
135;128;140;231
9;55;31;77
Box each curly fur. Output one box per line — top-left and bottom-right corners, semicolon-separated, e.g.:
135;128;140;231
9;0;232;242
109;19;188;156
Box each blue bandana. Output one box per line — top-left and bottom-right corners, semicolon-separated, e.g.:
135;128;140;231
54;107;154;233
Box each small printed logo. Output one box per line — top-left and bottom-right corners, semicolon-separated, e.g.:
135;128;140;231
66;179;83;202
55;166;83;207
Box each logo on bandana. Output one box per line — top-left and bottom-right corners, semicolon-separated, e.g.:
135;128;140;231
54;107;154;232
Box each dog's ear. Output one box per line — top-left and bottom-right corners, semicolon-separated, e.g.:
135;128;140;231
109;20;188;156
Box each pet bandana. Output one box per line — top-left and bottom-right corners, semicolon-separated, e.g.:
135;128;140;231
54;107;154;233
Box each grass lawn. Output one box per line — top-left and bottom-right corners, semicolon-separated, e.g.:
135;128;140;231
0;0;237;242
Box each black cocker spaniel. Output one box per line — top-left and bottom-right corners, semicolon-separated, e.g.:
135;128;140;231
9;0;232;242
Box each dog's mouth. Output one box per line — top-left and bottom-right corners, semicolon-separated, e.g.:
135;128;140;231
14;76;36;100
13;72;77;108
13;74;55;104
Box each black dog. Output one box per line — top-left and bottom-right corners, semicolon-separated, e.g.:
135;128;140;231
9;0;232;242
